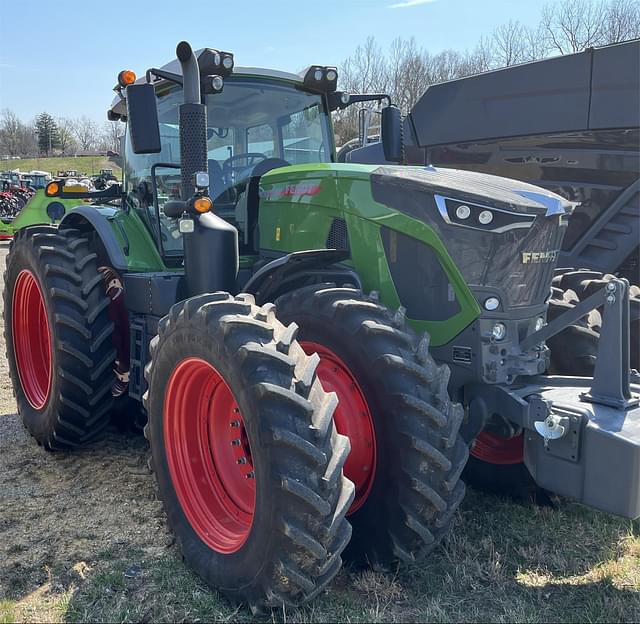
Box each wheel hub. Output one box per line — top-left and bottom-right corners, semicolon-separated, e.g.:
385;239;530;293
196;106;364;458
470;431;524;465
164;357;255;553
301;342;376;514
12;270;52;410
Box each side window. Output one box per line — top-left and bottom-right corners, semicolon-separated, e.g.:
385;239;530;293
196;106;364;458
123;88;181;248
282;105;324;164
247;124;274;157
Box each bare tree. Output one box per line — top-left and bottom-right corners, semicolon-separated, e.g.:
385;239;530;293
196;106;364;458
0;109;26;156
387;37;433;112
490;20;529;66
602;0;640;42
468;36;496;73
56;117;77;155
541;0;607;53
335;37;391;144
522;23;551;61
73;116;99;152
100;121;125;154
334;1;640;144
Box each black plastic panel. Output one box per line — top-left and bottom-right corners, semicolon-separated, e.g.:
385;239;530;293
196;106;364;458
589;42;640;130
408;40;639;148
381;226;460;321
410;52;591;147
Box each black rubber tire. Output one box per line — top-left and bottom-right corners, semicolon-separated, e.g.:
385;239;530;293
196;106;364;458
546;289;599;375
552;269;639;371
143;292;353;614
4;226;116;450
276;285;468;568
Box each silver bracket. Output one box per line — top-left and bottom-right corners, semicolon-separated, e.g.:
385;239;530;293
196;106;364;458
533;405;585;461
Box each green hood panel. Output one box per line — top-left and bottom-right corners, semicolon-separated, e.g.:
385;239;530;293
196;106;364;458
258;164;481;345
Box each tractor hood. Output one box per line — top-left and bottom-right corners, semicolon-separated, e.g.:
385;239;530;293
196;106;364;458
368;165;574;310
259;162;574;309
370;165;575;216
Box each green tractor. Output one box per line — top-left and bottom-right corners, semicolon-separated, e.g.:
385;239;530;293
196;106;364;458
5;41;640;613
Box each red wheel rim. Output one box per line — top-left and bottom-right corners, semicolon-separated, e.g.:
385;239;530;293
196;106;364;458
163;357;255;553
12;270;52;410
470;431;524;465
301;342;376;514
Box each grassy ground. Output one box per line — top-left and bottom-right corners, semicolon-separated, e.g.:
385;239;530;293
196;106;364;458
1;156;121;179
0;241;638;622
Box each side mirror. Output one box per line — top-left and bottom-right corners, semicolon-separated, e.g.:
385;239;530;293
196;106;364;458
381;105;404;164
126;83;161;154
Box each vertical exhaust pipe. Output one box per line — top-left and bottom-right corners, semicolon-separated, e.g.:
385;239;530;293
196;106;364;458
176;41;207;200
176;41;238;297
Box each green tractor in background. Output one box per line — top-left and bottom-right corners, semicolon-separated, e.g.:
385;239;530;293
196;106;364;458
0;190;84;240
4;41;640;613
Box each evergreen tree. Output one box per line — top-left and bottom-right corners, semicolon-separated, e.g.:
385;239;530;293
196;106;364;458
35;112;60;156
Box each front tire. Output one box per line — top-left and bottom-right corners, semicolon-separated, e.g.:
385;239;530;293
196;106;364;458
143;293;353;613
276;285;468;567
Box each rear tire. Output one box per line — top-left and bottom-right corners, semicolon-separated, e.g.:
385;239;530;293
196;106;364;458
552;269;639;370
276;285;468;568
4;226;116;449
143;293;353;613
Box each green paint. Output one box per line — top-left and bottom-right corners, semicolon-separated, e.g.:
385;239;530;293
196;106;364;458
258;164;480;345
92;206;168;272
0;190;85;237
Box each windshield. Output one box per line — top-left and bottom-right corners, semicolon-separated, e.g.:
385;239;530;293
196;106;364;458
204;78;332;199
124;77;333;257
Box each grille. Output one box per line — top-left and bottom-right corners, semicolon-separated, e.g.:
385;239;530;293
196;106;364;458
326;218;349;251
452;346;472;364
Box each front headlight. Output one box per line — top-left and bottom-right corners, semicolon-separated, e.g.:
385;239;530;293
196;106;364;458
492;322;507;341
435;194;536;233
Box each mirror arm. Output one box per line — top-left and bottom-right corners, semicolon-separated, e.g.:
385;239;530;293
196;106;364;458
145;68;183;87
330;92;392;111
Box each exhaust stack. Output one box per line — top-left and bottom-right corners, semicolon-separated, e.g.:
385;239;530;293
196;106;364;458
176;41;238;297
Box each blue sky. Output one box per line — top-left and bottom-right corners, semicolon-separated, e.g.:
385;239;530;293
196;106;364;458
0;0;548;124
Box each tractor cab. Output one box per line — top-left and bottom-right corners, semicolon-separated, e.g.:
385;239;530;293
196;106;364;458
112;64;337;260
109;53;399;263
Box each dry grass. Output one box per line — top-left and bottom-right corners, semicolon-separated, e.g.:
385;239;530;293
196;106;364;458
0;241;639;623
2;156;121;179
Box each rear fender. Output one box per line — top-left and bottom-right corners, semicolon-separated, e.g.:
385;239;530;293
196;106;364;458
59;207;128;270
59;207;166;272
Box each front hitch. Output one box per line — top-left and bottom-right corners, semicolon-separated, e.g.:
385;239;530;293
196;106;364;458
465;278;640;518
522;277;639;409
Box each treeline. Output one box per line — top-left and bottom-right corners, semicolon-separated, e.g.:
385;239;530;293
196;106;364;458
334;0;640;143
0;110;125;159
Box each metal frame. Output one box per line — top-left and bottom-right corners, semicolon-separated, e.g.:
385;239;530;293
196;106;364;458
522;277;638;409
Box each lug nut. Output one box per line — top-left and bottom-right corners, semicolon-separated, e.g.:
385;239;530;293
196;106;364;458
230;420;241;428
231;439;241;446
246;471;255;479
236;457;247;464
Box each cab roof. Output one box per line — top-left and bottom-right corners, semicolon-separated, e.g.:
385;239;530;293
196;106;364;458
108;50;306;118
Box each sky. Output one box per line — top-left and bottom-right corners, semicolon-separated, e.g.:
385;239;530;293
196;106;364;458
0;0;549;124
